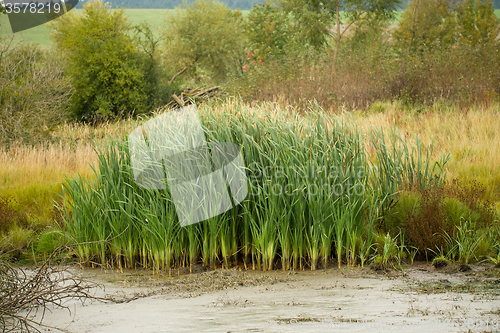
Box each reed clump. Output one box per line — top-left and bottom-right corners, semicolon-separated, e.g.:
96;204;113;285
62;101;448;271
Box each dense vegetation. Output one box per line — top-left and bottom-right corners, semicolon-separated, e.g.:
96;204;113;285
63;103;448;271
1;0;500;271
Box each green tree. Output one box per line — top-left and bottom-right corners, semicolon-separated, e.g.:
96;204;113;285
245;0;290;61
455;0;499;47
280;0;402;69
49;1;158;120
162;0;246;84
393;0;457;55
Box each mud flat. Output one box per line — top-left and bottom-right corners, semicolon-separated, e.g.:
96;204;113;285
36;263;500;333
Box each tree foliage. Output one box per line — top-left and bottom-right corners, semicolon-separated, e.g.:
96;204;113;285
279;0;331;50
394;0;499;55
455;0;499;47
279;0;403;66
245;0;290;61
49;1;163;121
393;0;457;54
162;0;246;84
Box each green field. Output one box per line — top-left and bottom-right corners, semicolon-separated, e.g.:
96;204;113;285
0;9;174;48
0;9;499;49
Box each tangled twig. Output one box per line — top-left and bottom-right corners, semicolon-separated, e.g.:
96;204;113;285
0;253;100;333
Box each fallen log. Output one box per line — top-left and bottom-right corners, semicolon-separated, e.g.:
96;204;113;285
166;86;220;109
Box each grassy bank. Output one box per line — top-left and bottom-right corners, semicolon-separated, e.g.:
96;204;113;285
0;119;141;257
2;100;498;267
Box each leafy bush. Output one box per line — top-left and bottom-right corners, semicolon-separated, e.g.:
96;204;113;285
245;0;291;61
162;0;246;84
406;185;453;257
0;225;33;259
0;196;64;259
0;196;29;234
49;1;165;121
445;179;497;228
382;191;421;233
384;179;499;260
441;197;475;227
35;227;69;256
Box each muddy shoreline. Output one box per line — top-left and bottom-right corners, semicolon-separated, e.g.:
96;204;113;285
34;262;500;332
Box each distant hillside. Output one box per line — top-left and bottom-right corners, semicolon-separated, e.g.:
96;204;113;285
75;0;500;10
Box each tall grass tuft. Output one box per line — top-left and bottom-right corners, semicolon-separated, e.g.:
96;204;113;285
62;101;448;270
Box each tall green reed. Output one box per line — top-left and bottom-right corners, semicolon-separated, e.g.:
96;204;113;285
62;101;448;271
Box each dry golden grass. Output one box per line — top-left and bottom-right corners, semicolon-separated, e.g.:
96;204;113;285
350;101;500;204
0;118;142;222
0;143;96;221
0;143;95;184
